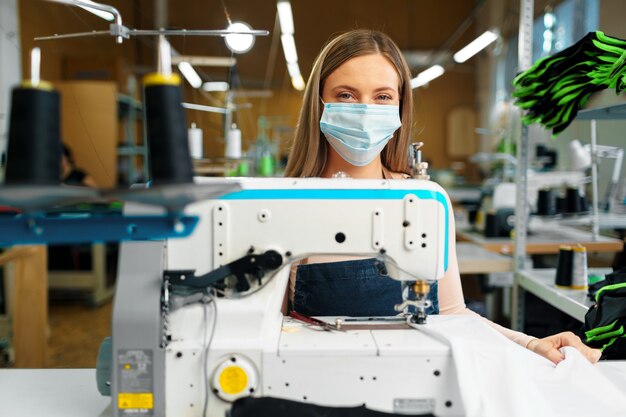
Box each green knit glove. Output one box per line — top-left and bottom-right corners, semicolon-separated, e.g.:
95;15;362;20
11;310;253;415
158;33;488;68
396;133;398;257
512;31;626;136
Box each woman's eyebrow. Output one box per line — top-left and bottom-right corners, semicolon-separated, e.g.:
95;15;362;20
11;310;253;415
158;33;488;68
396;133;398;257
372;86;398;93
330;85;397;93
330;85;358;92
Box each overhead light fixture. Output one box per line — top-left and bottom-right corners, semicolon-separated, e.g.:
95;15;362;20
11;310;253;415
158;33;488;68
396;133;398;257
544;11;556;28
224;22;255;54
453;30;499;63
182;102;231;114
75;0;115;21
202;81;230;92
277;1;294;35
171;55;236;67
281;35;298;63
229;89;274;98
276;1;304;91
286;61;305;90
178;61;202;88
286;62;301;78
291;74;305;91
410;65;445;89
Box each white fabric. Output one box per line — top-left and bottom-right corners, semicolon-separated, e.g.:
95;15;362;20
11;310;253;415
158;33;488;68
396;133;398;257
419;315;626;417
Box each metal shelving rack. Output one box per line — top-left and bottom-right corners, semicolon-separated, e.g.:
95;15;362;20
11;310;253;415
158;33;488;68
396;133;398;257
511;0;534;331
575;103;626;238
511;5;626;330
117;94;149;185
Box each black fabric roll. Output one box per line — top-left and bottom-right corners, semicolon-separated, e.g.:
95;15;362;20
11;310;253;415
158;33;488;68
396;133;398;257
231;396;435;417
144;84;194;185
5;87;61;185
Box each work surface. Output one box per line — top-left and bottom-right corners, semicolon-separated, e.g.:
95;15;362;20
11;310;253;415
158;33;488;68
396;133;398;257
455;242;512;274
1;360;626;417
516;268;611;322
457;226;624;254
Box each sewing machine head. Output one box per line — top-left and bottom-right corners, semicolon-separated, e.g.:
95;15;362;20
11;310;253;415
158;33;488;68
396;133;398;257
163;176;451;321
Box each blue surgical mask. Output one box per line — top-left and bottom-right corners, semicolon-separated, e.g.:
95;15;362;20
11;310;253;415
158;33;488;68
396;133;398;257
319;102;401;166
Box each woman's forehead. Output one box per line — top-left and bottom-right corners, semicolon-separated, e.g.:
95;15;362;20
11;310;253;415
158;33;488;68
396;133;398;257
325;54;400;91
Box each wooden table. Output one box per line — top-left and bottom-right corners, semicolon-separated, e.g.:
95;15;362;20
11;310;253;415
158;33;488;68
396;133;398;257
0;246;47;367
457;226;623;255
456;242;512;274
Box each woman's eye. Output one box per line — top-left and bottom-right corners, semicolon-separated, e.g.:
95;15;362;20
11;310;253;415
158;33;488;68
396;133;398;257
377;95;393;101
337;92;354;100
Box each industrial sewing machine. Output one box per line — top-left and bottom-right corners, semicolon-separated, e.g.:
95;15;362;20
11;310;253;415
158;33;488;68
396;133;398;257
103;176;464;417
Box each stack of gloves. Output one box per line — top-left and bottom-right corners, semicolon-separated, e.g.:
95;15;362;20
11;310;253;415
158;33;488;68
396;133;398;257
513;31;626;135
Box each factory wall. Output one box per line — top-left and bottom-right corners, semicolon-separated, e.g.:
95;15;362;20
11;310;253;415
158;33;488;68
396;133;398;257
18;0;146;91
16;1;479;176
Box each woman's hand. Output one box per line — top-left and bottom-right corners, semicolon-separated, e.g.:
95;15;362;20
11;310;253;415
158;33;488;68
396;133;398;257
527;331;602;365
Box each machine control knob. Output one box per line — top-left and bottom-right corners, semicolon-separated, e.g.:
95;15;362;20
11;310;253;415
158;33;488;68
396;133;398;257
211;354;258;402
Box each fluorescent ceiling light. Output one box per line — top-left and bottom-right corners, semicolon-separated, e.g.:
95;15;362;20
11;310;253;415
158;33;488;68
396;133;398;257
225;22;255;54
281;34;298;63
277;1;294;35
229;89;274;98
286;62;301;78
178;61;202;88
76;0;115;21
276;1;302;91
410;65;445;89
544;11;556;28
291;74;305;91
158;36;172;77
172;56;236;67
182;102;231;114
453;30;499;63
202;81;230;92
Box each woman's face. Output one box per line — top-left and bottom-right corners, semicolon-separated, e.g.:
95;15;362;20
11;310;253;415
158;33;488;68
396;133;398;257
321;53;400;106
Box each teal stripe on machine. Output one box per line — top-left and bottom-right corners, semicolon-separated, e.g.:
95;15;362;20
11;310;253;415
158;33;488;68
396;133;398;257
220;188;450;272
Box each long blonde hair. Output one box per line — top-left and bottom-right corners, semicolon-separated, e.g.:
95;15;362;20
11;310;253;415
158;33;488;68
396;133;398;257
284;29;413;177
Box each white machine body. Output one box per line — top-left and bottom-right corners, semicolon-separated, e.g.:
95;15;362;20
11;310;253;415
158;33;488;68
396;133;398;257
112;177;463;417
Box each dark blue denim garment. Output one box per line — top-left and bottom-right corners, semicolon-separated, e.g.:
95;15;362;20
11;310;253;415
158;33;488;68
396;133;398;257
293;258;439;317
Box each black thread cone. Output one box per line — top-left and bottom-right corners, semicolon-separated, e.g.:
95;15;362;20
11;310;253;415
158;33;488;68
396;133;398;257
144;84;194;185
5;87;61;185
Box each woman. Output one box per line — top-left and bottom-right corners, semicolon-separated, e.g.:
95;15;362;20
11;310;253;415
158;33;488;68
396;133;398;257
284;29;600;365
61;143;98;187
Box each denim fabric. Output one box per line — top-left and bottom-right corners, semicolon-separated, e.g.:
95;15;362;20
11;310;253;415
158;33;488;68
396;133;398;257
293;258;439;317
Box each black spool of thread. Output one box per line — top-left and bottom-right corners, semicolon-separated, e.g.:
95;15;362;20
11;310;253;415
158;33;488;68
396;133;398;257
537;189;557;215
484;211;498;237
555;245;574;287
565;187;582;213
544;149;557;169
579;192;589;213
536;144;547;158
143;75;194;185
5;86;61;185
556;195;566;214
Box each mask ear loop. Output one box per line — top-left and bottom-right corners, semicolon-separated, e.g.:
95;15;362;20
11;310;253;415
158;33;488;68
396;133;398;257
318;98;329;177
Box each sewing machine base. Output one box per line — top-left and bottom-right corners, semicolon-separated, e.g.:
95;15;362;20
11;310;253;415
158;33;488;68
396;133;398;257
165;316;464;416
